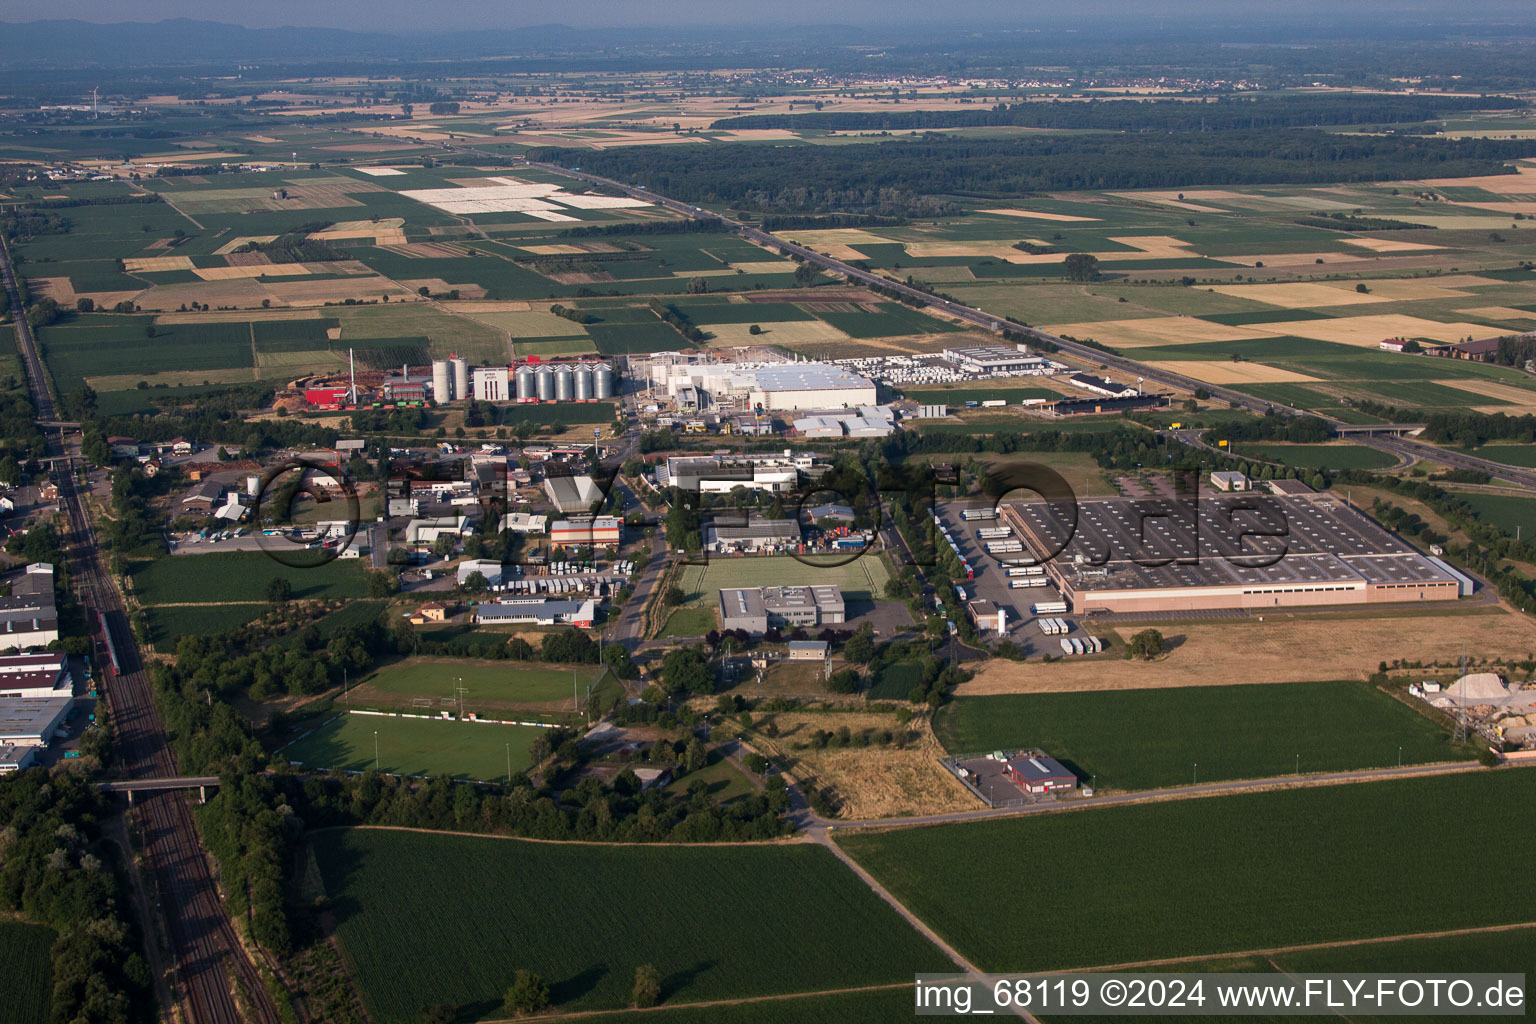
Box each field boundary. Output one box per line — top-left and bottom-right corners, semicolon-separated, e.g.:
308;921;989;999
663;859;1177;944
1075;919;1536;973
514;981;912;1021
322;824;812;849
347;708;559;729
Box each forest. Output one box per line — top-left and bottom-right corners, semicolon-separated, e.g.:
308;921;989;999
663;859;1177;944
538;131;1536;212
710;94;1525;133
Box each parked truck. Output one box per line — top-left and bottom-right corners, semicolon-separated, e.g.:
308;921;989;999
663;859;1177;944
985;540;1024;554
1006;566;1045;577
1032;601;1069;615
1010;578;1048;589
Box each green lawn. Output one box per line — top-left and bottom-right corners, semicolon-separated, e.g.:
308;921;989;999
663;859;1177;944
811;302;963;339
1229;443;1398;471
1449;444;1536;469
662;605;719;637
864;658;927;701
838;771;1536;974
130;554;368;605
359;657;604;705
312;828;950;1022
280;712;547;780
678;555;891;605
932;681;1466;791
0;921;53;1024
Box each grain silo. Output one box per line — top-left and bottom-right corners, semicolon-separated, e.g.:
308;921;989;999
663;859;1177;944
450;356;469;400
431;359;451;403
554;365;574;402
573;364;594;401
515;364;536;401
594;363;615;399
535;365;555;401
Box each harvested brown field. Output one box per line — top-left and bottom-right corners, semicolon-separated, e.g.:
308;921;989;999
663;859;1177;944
1143;360;1324;384
397;279;487;299
980;207;1100;221
1043;317;1280;349
1343;237;1445;253
1208;282;1393;309
958;605;1536;694
379;241;472;259
1265;314;1501;347
748;710;975;819
704;320;851;348
259;277;409;304
123;255;195;273
1456;306;1536;321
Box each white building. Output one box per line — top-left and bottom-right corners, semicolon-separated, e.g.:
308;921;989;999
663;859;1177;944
0;653;69;699
941;344;1052;375
456;559;505;587
475;598;596;628
405;516;473;545
550;516;621;547
499;512;549;534
473;367;511;402
644;356;876;412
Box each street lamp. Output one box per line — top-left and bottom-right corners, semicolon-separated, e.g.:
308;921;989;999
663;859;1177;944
374;730;379;771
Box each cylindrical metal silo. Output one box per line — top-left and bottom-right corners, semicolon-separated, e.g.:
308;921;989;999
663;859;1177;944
554;365;574;402
432;359;451;403
451;357;469;400
573;365;593;401
535;365;555;402
594;363;615;399
515;364;536;401
246;475;260;497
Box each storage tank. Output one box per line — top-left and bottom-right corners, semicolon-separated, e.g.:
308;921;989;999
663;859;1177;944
535;365;555;401
450;356;469;400
594;363;615;399
573;365;594;401
515;364;536;401
554;365;574;402
245;475;260;497
431;359;451;403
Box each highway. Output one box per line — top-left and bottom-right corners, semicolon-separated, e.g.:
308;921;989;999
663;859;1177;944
437;147;1536;489
0;235;278;1024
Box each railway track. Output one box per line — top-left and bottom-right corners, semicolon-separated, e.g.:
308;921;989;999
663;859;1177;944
0;235;279;1024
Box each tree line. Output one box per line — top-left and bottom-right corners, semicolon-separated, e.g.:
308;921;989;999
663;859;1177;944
534;132;1536;212
709;94;1526;134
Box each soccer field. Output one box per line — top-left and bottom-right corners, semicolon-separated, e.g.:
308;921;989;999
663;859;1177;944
679;555;892;605
357;657;606;708
281;713;547;780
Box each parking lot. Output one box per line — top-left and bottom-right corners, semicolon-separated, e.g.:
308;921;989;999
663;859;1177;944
934;501;1081;655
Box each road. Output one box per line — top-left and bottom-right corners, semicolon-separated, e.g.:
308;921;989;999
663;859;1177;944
418;144;1536;490
0;234;279;1024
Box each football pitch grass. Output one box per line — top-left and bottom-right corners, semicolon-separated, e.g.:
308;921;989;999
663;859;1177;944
678;554;892;605
837;771;1536;975
932;681;1467;791
312;828;949;1022
357;657;606;707
281;713;547;781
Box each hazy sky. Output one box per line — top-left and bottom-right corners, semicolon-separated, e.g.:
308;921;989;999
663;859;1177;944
0;0;1528;34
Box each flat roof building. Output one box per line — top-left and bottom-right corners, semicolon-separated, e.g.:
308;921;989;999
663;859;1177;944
1006;754;1077;794
0;653;69;700
543;474;604;513
475;598;596;628
704;515;801;553
550;516;621;547
941;344;1052;375
0;695;72;748
718;585;845;635
999;492;1465;614
1067;373;1139;398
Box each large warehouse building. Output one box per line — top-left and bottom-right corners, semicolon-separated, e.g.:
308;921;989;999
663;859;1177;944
642;355;877;412
718;585;846;634
998;492;1470;613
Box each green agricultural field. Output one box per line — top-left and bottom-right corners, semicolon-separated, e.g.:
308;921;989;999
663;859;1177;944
550;987;916;1024
1229;443;1398;471
838;771;1536;973
356;657;605;709
588;321;689;354
1449;444;1536;469
130;553;367;605
673;300;815;325
1452;491;1536;535
0;921;53;1024
145;602;267;652
812;302;962;339
678;555;892;605
932;682;1466;791
499;402;617;427
312;828;949;1022
281;712;547;780
37;315;254;392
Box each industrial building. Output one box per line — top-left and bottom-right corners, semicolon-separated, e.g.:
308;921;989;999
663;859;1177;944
1045;394;1167;417
456;559;506;587
1210;471;1251;492
791;406;897;438
405;516;474;546
0;696;72;748
787;640;829;662
661;453;821;494
499;512;549;534
941;344;1053;375
703;515;801;553
998;492;1471;614
967;599;1007;635
1067;373;1140;398
641;354;877;412
717;585;846;635
0;652;70;699
0;744;37;774
544;474;606;513
0;564;58;652
1005;754;1078;794
475;598;596;628
472;367;510;402
550;516;621;547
